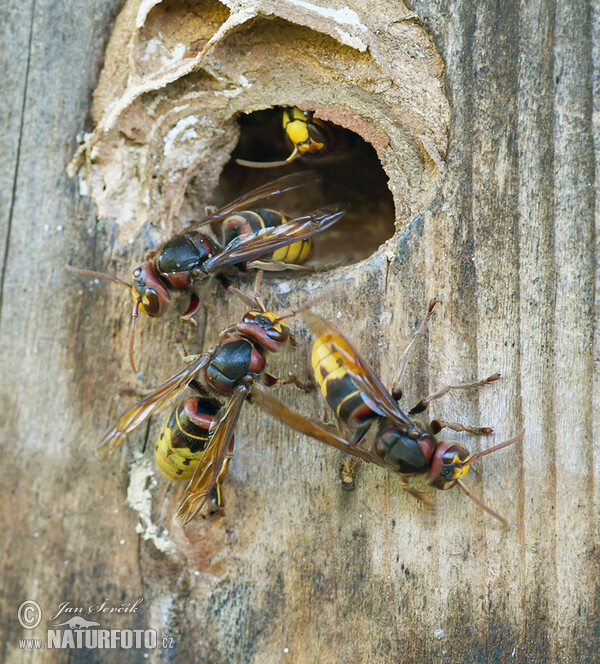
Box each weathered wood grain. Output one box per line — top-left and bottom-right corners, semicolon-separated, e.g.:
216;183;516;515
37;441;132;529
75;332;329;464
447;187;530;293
1;0;598;662
0;3;34;311
516;0;558;659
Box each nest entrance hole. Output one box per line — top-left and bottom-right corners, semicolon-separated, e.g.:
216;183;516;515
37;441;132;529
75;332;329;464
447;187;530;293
211;108;396;267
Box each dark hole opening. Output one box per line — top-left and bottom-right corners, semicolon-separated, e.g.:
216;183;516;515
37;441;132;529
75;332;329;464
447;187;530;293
212;107;395;267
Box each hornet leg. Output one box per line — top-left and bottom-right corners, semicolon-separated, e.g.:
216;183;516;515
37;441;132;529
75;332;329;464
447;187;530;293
391;299;440;400
409;373;501;414
430;420;493;436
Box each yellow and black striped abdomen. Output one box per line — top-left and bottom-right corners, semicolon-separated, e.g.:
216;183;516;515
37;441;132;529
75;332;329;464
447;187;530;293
155;397;218;480
311;338;377;430
222;208;312;266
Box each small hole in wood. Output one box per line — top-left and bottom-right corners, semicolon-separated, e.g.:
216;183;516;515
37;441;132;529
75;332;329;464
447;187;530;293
212;108;396;267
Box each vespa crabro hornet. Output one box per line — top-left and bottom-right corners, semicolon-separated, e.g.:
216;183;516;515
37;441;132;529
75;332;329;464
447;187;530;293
259;302;524;526
237;107;335;169
153;388;234;511
97;293;366;525
67;171;345;372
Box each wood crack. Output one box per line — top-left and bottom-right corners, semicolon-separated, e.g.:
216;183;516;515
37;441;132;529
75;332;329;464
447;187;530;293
0;0;36;329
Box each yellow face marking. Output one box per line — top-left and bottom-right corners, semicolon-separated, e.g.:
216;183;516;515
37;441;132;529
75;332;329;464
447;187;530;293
248;310;281;324
456;464;470;479
446;453;470;481
300;140;324;154
132;290;147;315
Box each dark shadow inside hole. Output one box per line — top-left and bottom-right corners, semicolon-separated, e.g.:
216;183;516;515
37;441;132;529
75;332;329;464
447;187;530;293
212;108;395;266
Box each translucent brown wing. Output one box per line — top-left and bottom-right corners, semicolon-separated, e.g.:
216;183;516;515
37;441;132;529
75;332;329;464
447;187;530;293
202;205;346;273
250;383;383;467
175;383;249;525
303;312;415;431
96;354;211;460
187;171;322;229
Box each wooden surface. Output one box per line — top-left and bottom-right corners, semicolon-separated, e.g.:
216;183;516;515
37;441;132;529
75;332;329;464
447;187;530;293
1;1;598;662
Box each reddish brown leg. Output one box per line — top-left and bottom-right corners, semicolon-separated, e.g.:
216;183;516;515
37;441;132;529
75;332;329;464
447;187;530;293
118;385;155;398
214;275;262;312
246;260;318;273
263;372;314;391
250;259;344;273
391;299;440;400
430;420;493;436
397;477;433;506
253;270;266;313
220;271;266;312
218;324;239;340
179;293;200;326
174;332;190;362
206;439;235;515
409;373;501;414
